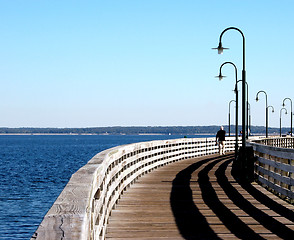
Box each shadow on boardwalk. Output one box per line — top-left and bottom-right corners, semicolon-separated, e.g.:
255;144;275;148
170;153;294;240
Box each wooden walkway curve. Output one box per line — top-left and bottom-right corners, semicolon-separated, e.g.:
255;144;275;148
106;153;294;240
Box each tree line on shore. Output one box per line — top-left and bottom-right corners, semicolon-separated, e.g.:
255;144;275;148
0;126;289;135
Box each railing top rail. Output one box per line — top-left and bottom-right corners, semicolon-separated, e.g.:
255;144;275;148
248;136;294;160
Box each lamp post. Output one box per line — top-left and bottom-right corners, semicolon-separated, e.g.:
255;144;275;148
280;108;288;137
213;27;246;149
228;100;236;136
237;80;249;138
256;90;268;138
282;98;293;136
246;85;249;139
216;61;239;155
248;102;251;136
268;105;275;135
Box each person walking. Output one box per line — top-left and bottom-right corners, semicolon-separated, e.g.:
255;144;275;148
216;126;226;155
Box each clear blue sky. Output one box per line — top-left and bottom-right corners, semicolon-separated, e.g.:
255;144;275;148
0;0;293;128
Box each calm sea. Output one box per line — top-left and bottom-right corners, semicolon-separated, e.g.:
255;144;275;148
0;134;212;239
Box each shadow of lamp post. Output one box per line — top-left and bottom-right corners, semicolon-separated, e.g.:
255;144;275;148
256;90;269;138
280;108;288;137
216;61;239;156
282;98;292;136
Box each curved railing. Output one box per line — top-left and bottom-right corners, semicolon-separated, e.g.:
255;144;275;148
248;137;294;203
31;136;239;240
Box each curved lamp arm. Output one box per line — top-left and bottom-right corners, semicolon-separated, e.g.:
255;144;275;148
256;90;268;108
216;62;238;91
237;79;248;94
213;27;245;70
267;105;275;113
282;97;292;112
229;99;236;113
280;108;288;116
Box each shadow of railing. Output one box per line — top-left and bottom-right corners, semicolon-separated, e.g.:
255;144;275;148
170;155;222;240
220;160;294;239
170;154;294;239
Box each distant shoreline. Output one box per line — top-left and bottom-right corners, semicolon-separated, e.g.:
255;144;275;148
0;133;215;136
0;126;287;136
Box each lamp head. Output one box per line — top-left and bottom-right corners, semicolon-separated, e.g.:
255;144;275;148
256;97;259;102
282;103;285;107
212;42;229;55
215;74;225;81
218;44;224;54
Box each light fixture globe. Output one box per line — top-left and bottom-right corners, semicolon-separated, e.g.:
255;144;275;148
215;74;226;81
212;42;229;54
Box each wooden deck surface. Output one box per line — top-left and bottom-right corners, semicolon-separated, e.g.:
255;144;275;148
105;153;294;239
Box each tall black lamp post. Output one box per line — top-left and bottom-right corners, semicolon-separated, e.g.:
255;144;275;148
280;108;288;137
237;80;249;138
268;105;275;135
248;102;251;136
282;98;293;136
216;61;239;155
256;90;269;138
228;99;236;136
213;27;246;149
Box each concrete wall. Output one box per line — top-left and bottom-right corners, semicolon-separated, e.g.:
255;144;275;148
31;136;239;240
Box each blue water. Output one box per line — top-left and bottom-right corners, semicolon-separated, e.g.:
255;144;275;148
0;134;211;239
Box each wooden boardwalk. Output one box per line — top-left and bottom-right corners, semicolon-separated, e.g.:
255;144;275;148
106;153;294;240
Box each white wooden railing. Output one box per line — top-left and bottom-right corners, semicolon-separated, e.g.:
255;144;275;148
248;137;294;203
31;136;239;240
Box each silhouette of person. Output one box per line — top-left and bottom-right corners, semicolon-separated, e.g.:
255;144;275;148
216;126;226;155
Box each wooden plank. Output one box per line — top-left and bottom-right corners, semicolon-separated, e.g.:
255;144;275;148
258;176;294;199
106;154;294;239
257;157;294;173
256;165;292;186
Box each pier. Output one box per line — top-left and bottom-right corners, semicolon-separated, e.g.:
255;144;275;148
106;153;294;239
31;137;294;239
